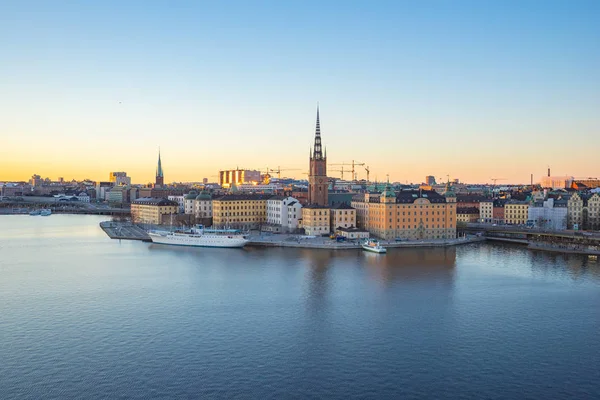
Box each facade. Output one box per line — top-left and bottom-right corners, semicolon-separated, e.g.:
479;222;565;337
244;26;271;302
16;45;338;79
219;169;261;188
109;172;131;186
131;198;178;225
456;195;488;209
330;203;356;232
107;185;130;205
308;106;328;206
492;200;506;224
504;200;529;225
335;227;370;239
456;207;480;224
540;175;573;190
168;194;186;213
96;182;113;201
480;201;493;223
155;150;164;187
183;191;198;214
527;198;568;230
425;176;436;186
194;191;213;219
266;196;302;232
301;205;330;235
568;193;600;230
354;185;456;240
211;194;270;230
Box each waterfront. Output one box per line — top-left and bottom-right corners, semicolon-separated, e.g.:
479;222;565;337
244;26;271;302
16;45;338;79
1;215;599;399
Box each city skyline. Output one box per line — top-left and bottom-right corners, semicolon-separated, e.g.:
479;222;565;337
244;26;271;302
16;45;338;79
1;1;599;183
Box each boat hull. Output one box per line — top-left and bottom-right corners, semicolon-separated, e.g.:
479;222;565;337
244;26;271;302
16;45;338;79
361;244;387;253
148;232;248;248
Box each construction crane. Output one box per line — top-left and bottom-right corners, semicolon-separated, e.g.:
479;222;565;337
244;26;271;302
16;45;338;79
329;160;366;182
267;166;301;179
490;178;506;186
363;165;370;183
329;167;347;180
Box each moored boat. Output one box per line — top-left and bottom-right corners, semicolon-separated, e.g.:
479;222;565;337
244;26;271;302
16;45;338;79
361;238;387;253
29;210;41;216
148;225;248;248
40;209;52;216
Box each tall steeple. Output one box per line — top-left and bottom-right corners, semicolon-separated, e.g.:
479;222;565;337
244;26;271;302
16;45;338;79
155;148;164;187
312;104;323;160
157;148;164;178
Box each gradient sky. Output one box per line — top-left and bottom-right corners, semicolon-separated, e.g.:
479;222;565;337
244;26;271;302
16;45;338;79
1;1;599;184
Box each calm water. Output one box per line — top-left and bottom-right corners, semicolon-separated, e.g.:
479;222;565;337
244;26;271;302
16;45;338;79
1;215;599;399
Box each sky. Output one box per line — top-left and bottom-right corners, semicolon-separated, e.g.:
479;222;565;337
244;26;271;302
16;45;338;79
1;0;599;185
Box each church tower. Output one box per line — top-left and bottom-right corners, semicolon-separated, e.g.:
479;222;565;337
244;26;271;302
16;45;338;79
155;149;164;187
308;106;328;206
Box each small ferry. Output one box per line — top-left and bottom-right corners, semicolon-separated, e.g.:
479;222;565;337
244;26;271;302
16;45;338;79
40;209;52;216
29;210;41;216
148;225;248;248
362;239;387;254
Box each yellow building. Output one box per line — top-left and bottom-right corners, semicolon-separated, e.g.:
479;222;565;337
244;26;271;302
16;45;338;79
330;203;356;231
355;184;456;240
211;194;270;230
131;198;179;225
456;207;480;225
505;200;529;225
302;205;330;235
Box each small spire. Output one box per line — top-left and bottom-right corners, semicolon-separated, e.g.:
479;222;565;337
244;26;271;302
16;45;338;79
313;104;323;160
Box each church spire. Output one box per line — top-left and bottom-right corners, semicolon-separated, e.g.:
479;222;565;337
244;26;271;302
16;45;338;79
313;104;323;160
157;148;163;178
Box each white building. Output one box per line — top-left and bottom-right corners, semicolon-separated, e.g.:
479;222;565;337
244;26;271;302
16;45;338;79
527;198;568;230
77;192;90;203
193;191;213;219
237;184;281;193
266;196;302;232
168;195;186;213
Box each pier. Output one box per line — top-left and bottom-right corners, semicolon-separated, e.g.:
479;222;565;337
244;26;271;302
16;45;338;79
100;221;151;241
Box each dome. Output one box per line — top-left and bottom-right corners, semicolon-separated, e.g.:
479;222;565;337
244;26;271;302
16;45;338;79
195;191;211;200
185;190;198;200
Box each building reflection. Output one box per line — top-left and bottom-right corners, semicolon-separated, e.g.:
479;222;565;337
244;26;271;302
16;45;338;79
529;249;600;282
362;247;457;287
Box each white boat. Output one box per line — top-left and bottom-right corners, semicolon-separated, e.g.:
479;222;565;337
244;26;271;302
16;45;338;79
29;210;41;216
148;225;248;248
362;239;387;253
40;209;52;216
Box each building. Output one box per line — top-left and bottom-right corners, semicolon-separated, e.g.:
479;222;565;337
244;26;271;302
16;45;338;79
571;179;600;190
330;203;356;232
456;207;480;224
492;200;506;224
109;172;131;186
131;198;178;225
194;191;213;219
308;106;328;206
168;194;186;213
211;194;270;230
353;184;456;240
155;150;164;187
425;176;436;186
567;192;600;230
184;191;198;214
301;205;330;235
504;200;529;225
456;195;488;209
96;182;113;202
30;174;43;187
479;200;493;223
335;227;370;239
266;196;303;232
107;185;130;205
527;198;568;230
219;169;261;188
540;175;573;190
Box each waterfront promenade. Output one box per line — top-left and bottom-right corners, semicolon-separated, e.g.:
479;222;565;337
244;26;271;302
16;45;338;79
99;221;483;249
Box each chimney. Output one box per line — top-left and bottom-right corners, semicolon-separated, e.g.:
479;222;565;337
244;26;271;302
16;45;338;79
547;167;550;177
530;174;533;187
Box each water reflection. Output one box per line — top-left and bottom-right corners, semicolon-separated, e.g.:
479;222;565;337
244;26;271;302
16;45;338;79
363;247;457;287
528;248;600;282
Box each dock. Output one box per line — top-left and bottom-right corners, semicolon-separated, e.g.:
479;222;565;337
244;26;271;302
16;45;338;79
99;221;151;241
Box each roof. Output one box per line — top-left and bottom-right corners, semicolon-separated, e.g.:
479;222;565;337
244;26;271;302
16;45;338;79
303;204;330;209
457;207;479;215
132;197;178;206
395;189;447;204
336;227;368;233
213;194;272;201
330;202;354;210
456;195;488;203
268;195;286;201
195;190;211;200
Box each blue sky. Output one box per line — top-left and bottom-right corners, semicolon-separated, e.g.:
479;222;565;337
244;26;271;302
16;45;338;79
1;1;599;183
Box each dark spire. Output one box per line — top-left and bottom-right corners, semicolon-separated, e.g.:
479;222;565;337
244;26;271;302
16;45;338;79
313;104;322;160
157;148;164;178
